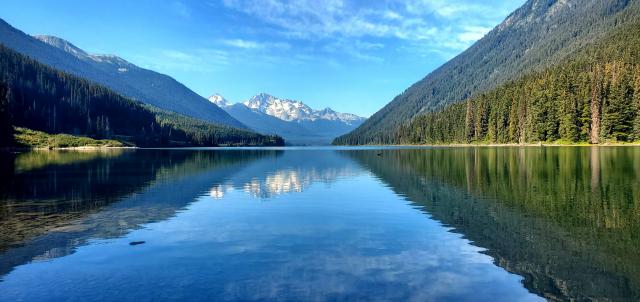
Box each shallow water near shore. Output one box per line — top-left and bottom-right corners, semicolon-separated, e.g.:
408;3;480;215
0;147;639;301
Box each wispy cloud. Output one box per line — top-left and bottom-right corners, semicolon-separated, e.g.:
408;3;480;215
222;39;262;49
322;39;386;62
457;26;493;43
221;39;291;50
173;1;192;18
131;48;230;72
223;0;506;41
219;0;516;61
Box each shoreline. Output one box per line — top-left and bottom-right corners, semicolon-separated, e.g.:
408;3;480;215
391;142;640;147
3;142;640;151
1;146;138;152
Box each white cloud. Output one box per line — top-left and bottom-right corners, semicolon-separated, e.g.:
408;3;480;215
222;39;262;49
222;0;505;41
173;1;192;18
457;26;492;43
382;10;402;20
219;0;518;60
221;39;291;50
132;48;230;72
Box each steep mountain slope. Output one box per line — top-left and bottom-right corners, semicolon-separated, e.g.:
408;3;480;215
0;45;283;147
397;22;640;144
335;0;640;145
0;19;245;129
211;93;366;145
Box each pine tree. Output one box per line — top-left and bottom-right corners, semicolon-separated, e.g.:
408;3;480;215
633;72;640;141
465;100;475;143
475;98;489;141
518;95;528;144
590;65;603;144
558;71;579;141
0;83;13;147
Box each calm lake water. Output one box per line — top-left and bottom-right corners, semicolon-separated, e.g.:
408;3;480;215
0;147;639;301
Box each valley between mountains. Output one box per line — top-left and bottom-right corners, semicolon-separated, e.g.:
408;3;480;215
0;18;365;147
1;0;640;148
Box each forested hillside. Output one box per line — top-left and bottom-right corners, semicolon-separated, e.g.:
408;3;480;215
396;23;640;144
0;19;245;129
0;45;283;147
0;82;11;146
335;0;640;145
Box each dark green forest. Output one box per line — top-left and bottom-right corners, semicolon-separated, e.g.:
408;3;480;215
150;107;283;146
0;45;283;147
0;82;11;146
335;0;640;145
396;23;640;145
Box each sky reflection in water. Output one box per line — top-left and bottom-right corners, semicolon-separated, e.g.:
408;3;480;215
3;147;637;301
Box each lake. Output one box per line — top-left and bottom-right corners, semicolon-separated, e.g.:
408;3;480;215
0;147;639;301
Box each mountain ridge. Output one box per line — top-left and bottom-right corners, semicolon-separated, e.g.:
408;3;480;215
0;44;283;147
242;93;365;125
0;18;246;129
209;93;366;145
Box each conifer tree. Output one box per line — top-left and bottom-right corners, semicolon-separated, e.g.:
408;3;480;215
465;100;475;143
0;83;12;146
633;73;640;141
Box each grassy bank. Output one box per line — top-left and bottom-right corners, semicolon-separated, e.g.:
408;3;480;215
12;128;126;149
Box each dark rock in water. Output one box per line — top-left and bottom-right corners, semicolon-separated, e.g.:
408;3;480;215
129;241;145;246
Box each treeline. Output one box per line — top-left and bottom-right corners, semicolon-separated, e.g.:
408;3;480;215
0;45;283;147
397;23;640;144
151;108;283;146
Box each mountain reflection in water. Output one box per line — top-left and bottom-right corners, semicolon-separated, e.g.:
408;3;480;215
0;147;638;301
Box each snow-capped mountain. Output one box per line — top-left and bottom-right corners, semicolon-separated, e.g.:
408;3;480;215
243;93;365;125
208;93;366;145
208;94;231;108
315;107;365;125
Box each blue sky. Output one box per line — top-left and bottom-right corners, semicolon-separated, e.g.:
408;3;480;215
1;0;524;117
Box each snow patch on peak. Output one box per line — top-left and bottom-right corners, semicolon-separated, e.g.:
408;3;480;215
35;35;132;67
34;35;89;58
244;93;314;122
208;94;232;108
242;93;365;124
91;54;132;66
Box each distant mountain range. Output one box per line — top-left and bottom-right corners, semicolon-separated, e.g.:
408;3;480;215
335;0;640;145
210;93;366;145
0;18;245;129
